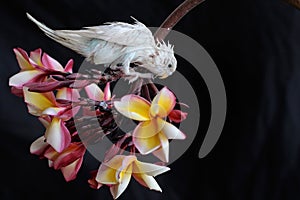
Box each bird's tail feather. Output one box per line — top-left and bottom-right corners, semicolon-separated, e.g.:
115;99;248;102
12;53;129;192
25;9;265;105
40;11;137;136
26;13;92;58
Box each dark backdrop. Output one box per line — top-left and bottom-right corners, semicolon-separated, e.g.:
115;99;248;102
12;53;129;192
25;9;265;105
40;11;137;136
1;0;300;200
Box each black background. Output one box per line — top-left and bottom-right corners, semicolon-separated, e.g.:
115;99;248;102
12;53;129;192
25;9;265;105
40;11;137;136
1;0;300;199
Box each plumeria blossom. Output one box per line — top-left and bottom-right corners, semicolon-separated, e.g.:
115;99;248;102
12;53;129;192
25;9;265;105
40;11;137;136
30;136;86;181
23;87;78;152
85;82;112;102
83;82;112;115
9;48;189;198
96;155;170;199
9;48;73;96
114;87;186;162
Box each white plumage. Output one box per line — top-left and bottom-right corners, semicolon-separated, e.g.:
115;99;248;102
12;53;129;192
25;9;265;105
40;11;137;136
27;13;177;82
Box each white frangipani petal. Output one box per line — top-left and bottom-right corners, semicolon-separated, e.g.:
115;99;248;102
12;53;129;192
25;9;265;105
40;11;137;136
30;136;49;155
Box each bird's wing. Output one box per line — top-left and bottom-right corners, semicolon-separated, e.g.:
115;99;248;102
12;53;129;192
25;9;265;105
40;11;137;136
27;13;97;59
62;17;156;47
27;13;155;63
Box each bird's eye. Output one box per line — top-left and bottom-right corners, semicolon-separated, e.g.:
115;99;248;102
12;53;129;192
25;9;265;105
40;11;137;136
168;64;172;68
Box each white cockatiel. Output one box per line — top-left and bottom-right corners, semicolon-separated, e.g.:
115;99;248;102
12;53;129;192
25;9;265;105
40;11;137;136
27;13;177;82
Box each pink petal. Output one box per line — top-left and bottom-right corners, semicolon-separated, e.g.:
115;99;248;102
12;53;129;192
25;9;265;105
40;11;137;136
84;83;104;101
168;110;187;123
30;136;49;155
44;147;59;160
56;88;80;101
9;70;44;87
29;48;42;66
26;104;42;116
150;87;176;118
52;143;86;169
45;117;71;152
64;59;74;73
61;156;84;182
42;53;64;71
58;106;80;120
13;48;34;70
42;107;66;116
10;87;23;97
104;82;111;101
39;116;51;128
23;88;58;116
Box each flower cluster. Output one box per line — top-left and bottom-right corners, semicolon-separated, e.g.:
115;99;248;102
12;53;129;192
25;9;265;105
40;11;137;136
9;48;188;199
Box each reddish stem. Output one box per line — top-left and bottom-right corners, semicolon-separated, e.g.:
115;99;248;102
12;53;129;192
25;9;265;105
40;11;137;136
144;0;205;95
284;0;300;9
154;0;206;40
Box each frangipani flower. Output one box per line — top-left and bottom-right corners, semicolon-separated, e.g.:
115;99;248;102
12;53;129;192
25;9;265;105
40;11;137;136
9;48;73;95
9;48;46;95
114;87;186;162
96;155;170;199
83;82;112;115
23;87;75;152
85;82;112;102
9;47;189;198
30;136;86;181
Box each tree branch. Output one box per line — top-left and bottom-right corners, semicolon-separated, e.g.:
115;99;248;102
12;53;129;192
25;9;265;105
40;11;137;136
284;0;300;9
154;0;206;40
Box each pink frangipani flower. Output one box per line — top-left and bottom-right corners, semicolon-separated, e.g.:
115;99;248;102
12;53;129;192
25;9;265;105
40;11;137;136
30;136;86;182
9;48;73;95
23;87;77;152
9;47;189;199
9;48;46;95
113;87;186;162
83;82;112;115
85;82;112;102
96;155;170;199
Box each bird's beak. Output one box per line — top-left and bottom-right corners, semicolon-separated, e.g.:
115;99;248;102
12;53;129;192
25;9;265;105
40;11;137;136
159;74;169;79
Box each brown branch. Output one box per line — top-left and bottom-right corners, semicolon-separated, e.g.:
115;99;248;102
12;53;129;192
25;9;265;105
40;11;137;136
154;0;206;40
284;0;300;9
144;0;205;96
